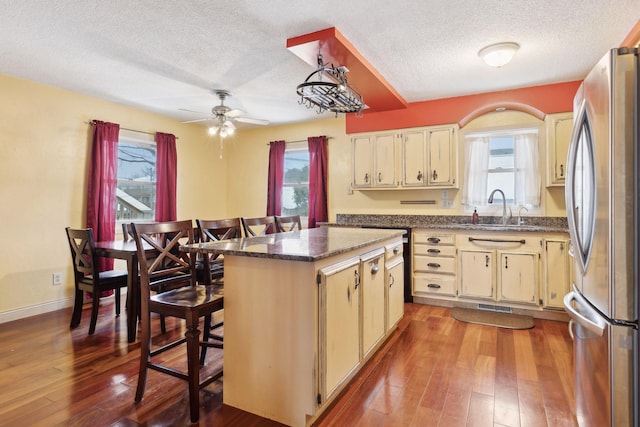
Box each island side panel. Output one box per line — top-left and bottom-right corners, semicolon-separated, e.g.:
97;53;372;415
222;255;317;427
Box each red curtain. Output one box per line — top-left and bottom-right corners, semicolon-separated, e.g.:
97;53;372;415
308;136;328;228
86;120;120;271
266;140;286;215
155;132;177;221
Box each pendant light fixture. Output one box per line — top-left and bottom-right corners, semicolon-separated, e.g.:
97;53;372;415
478;42;520;67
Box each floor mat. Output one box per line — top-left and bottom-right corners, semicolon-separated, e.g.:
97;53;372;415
451;307;534;329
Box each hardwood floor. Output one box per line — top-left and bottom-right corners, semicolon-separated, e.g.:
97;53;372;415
0;298;577;426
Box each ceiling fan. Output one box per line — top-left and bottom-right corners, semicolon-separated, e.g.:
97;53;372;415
181;89;269;137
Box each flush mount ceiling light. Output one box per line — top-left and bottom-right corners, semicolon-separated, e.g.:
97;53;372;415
296;53;366;115
478;42;520;67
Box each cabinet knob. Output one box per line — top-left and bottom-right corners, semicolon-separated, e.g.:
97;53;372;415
371;264;379;274
485;255;490;267
378;172;382;182
432;169;438;181
417;170;423;181
364;173;369;183
560;164;564;177
393;247;400;254
354;270;360;290
504;256;509;269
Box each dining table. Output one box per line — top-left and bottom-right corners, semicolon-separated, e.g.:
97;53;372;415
94;239;153;343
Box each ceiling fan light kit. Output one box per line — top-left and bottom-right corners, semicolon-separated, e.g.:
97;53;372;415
478;42;520;67
296;53;366;115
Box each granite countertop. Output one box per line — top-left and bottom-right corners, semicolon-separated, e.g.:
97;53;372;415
330;214;569;234
181;227;405;262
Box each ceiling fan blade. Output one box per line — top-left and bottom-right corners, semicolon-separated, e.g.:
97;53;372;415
225;109;245;118
235;117;270;126
179;108;209;115
181;118;211;124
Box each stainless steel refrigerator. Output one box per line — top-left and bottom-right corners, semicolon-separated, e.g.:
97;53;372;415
563;47;638;426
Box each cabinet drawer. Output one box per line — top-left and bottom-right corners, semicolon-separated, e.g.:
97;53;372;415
413;244;456;257
413;255;456;273
414;274;456;296
413;232;455;245
385;241;403;262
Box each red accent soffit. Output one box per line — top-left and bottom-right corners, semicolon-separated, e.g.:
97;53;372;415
287;27;408;113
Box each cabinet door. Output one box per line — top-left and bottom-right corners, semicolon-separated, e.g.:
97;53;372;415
497;252;538;305
459;250;495;299
386;258;404;331
544;240;569;309
352;135;372;188
427;128;455;186
373;133;397;187
401;130;426;187
319;258;361;399
546;112;573;186
361;251;386;359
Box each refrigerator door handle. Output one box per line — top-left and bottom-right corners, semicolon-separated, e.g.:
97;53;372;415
563;288;606;336
568;320;575;341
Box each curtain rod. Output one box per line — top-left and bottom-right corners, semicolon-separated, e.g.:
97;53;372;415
266;136;332;146
87;121;179;139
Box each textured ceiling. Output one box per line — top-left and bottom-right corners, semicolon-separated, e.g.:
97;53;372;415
0;1;638;128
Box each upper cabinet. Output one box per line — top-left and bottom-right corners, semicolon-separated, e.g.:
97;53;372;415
351;124;458;190
546;112;573;186
351;132;397;188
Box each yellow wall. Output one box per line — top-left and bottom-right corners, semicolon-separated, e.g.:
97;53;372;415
0;74;224;315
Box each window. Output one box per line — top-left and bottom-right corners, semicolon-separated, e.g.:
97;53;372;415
116;137;156;224
462;128;540;210
282;142;309;219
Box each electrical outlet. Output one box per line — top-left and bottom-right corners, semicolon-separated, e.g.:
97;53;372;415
52;272;63;286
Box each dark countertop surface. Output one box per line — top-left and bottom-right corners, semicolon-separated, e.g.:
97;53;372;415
181;227;405;262
328;214;569;234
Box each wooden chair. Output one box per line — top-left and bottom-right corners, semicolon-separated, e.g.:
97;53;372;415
241;216;278;237
275;215;302;232
122;223;135;241
131;220;223;423
65;227;129;335
195;218;242;286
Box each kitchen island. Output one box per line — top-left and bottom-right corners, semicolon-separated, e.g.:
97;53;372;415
181;227;405;427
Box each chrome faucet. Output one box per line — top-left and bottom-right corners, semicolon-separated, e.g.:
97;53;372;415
488;189;512;225
518;206;529;225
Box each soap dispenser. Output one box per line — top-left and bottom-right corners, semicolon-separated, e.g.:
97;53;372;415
472;208;479;225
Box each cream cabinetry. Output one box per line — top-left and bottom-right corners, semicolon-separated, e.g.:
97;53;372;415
412;230;457;297
458;235;541;306
542;239;571;309
360;249;386;359
318;237;404;405
319;257;361;400
351;132;397;188
546;112;573;186
401;125;458;188
385;242;405;331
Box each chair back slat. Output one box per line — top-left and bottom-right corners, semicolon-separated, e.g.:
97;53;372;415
241;216;277;237
131;220;196;299
66;227;98;278
275;215;302;232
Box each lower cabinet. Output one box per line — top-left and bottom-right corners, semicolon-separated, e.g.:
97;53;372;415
318;238;404;403
459;249;495;299
319;257;361;400
497;251;539;305
543;239;570;309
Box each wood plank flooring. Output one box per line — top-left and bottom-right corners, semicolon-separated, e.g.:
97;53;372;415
0;298;577;426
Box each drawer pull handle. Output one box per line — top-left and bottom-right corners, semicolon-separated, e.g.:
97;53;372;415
427;248;441;254
389;273;395;287
427;263;441;268
427;237;441;244
427;283;441;289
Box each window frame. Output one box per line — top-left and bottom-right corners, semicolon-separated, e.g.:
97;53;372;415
462;125;542;215
281;141;310;226
115;133;157;236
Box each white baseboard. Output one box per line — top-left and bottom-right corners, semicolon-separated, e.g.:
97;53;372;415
0;297;74;324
